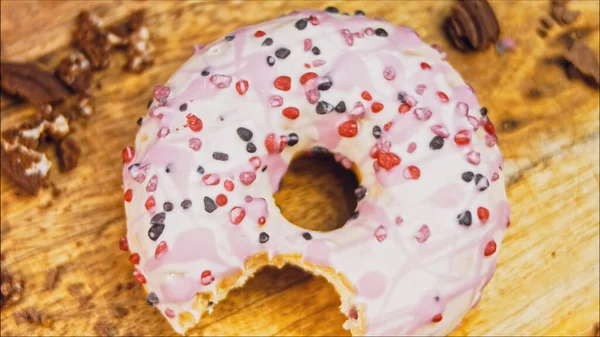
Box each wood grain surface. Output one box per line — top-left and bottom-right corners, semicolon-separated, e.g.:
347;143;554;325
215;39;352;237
1;1;599;336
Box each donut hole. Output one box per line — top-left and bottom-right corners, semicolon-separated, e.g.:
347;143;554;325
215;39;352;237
273;151;359;232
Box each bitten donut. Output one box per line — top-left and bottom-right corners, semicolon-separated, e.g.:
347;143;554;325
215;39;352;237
120;9;510;336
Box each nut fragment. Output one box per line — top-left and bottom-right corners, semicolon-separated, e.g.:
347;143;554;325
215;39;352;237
57;136;82;172
1;267;24;309
563;41;600;87
57;52;93;93
443;0;500;52
73;11;111;69
0;62;70;105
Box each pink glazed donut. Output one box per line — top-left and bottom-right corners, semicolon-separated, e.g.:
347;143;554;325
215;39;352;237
120;9;511;336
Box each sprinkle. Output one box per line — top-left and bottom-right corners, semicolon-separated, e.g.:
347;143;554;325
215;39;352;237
259;232;270;243
395;216;404;225
287;133;299;146
480;107;488;115
338;120;359;138
491;172;500;181
398;103;410;114
364;27;374;36
282;107;300;120
407;142;417;153
249;156;262;170
485;134;498;147
457;211;472;226
311;46;321;55
261;165;268;172
202;174;220;185
413;108;432;121
372;126;381;139
274;76;291;91
235;80;249;95
200;270;214;285
269;95;284;107
300;72;318;85
157;127;170;138
454;130;471;145
354;186;367;201
225;35;235;41
153;86;170;103
124;189;133;202
119;237;129;251
146;292;160;306
429;136;444;150
258;216;266;225
137;117;144;125
212;152;229;161
150;212;166;224
484;240;497;256
188;137;202;151
325;6;339;13
304;39;312;51
122;147;135;164
267;56;276;66
415;224;431;243
145;196;156;210
302;232;313;240
361;91;372;101
355;10;366;16
316;101;334;114
163;202;174;212
155;241;168;259
477;207;490;223
466;151;481;165
254;30;266;38
246;142;257;153
313;59;326;67
181;199;192;209
461;171;474;182
201;69;210;76
437;91;449;103
383;66;396;80
148;223;165;241
335;101;346;113
133;269;146;284
185;113;203;132
468;115;480;130
275;48;291;59
317;76;332;91
308;15;319;25
204;197;217;213
197;166;205;174
209;74;232;89
431;125;450;138
377;152;401;170
295;18;308;30
420;62;432;70
404;166;421;179
165;309;176;319
240;171;257;185
475;174;489;191
341;29;354;46
230;207;246;224
374;28;388;37
216;194;228;206
432;314;443;323
374;226;387;242
371;102;384;113
179;103;188;112
415;84;427;95
262;38;273;46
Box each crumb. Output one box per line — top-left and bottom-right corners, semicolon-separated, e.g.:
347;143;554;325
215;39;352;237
112;304;129;318
14;307;53;327
45;266;65;291
1;267;24;309
95;319;117;336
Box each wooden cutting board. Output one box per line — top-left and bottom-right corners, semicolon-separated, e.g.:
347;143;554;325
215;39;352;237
1;1;599;336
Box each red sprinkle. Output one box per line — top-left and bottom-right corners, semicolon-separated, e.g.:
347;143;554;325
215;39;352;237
146;175;158;192
201;270;215;285
454;130;471;145
383;121;393;131
338;120;359;138
239;171;257;185
155;241;168;259
304;63;311;68
478;207;490;223
124;189;133;202
371;102;384;113
431;314;443;323
265;133;283;154
235;80;249;95
216;194;228;206
122;147;135;164
420;62;431;70
398;103;410;114
129;253;140;265
119;237;129;251
300;72;318;85
404;166;421;179
431;125;450;138
348;307;358;320
165;308;176;319
145;196;156;210
224;180;235;191
484;240;497;256
308;15;319;25
274;76;292;91
202;174;220;186
415;224;430;243
248;156;262;170
186;113;203;132
258;216;266;225
466;151;481;165
383;67;396;80
254;30;266;38
374;226;387;242
361;91;372;101
407;142;417;153
304;39;312;51
282;107;300;120
437;91;449;103
484;121;496;135
377;152;401;170
133;269;146;284
230;207;246;225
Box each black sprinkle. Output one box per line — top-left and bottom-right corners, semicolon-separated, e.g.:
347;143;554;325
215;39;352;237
150;212;166;224
372;126;382;139
146;292;160;306
267;56;276;66
147;99;153;108
311;146;330;155
204;197;217;213
287;133;299;146
165;164;172;173
128;163;140;170
397;92;407;102
213;152;229;161
325;6;339;13
317;76;333;91
434;296;440;302
201;69;210;76
225;35;235;41
354;186;367;201
311;46;321;55
261;165;268;172
457;211;472;226
163;202;174;212
302;232;313;240
262;38;273;46
275;48;291;59
259;232;270;244
461;171;475;183
137;117;144;126
148;223;165;241
316;101;334;114
179;103;188;111
335;101;346;113
475;174;490;192
219;116;225;121
197;166;205;174
429;136;445;150
375;28;389;37
295;18;308;30
246;142;257;153
181;199;192;209
350;211;360;219
480;107;488;115
355;10;366;16
236;127;253;141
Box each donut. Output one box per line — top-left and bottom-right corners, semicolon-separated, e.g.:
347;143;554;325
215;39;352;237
121;9;511;336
